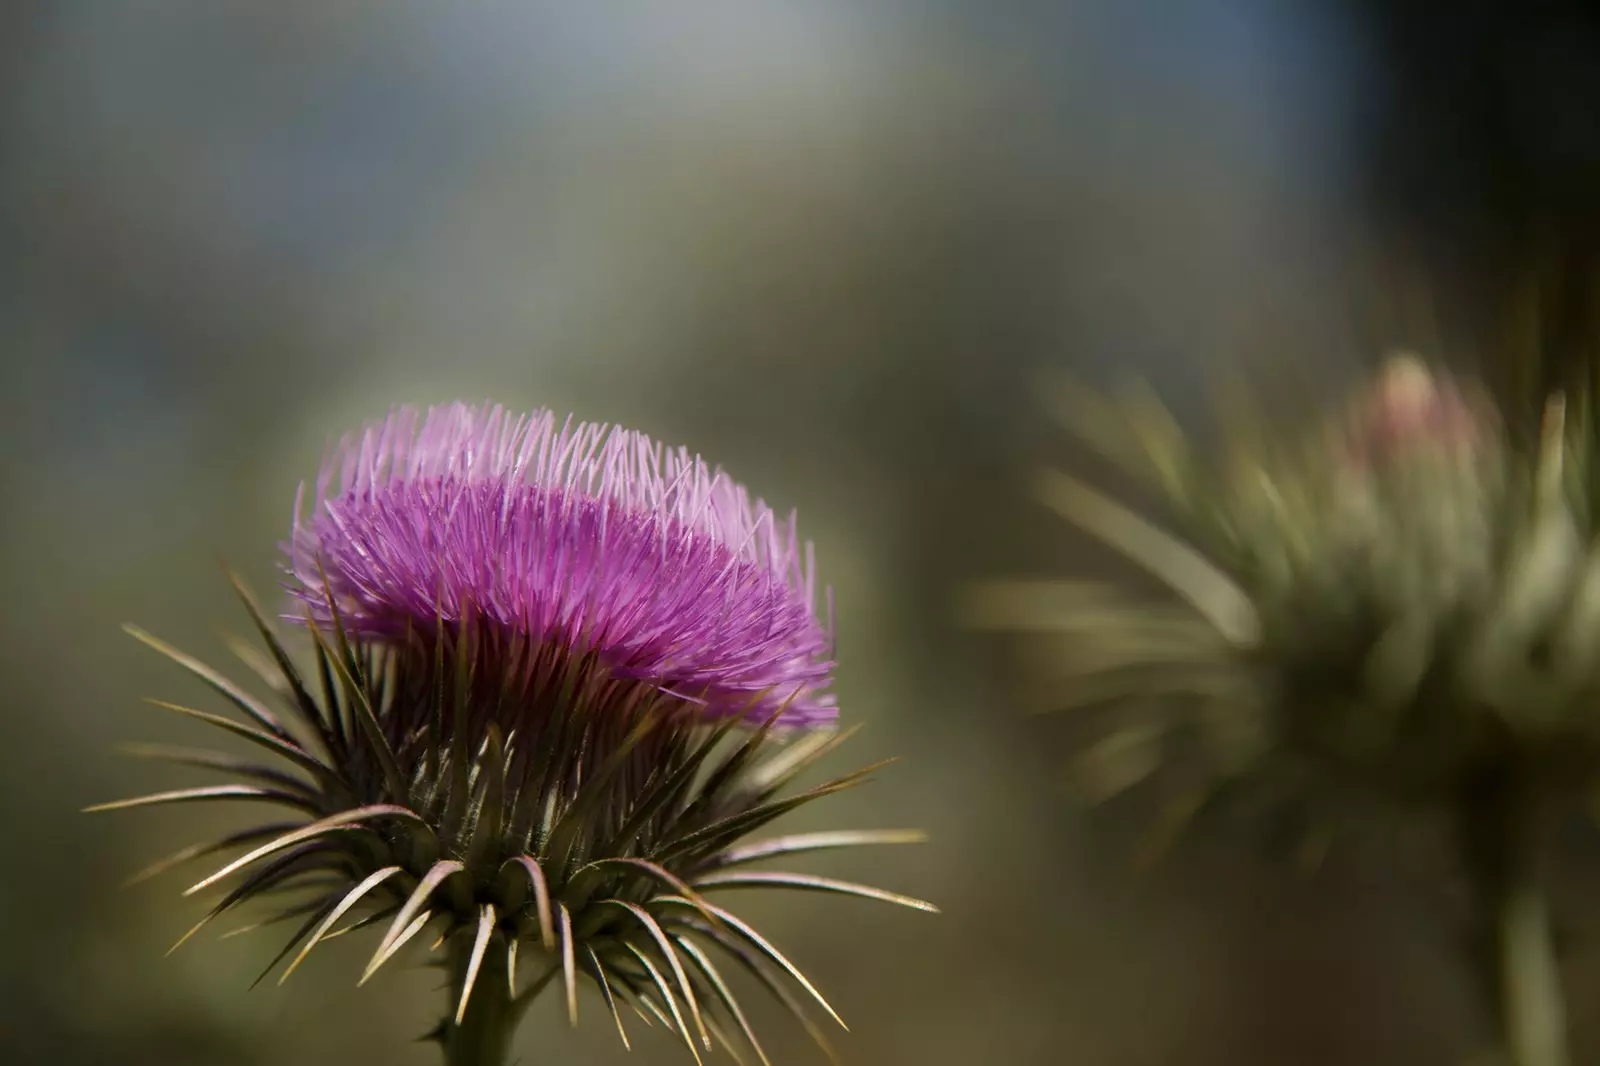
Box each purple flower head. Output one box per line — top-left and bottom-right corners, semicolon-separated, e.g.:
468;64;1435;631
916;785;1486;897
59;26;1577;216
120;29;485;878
288;403;837;727
93;402;933;1063
1336;355;1493;468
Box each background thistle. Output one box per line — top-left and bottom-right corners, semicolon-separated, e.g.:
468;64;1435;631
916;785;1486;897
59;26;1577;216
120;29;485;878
970;357;1600;1066
88;404;933;1066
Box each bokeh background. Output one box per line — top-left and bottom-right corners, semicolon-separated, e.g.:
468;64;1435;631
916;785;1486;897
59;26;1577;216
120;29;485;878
6;3;1600;1064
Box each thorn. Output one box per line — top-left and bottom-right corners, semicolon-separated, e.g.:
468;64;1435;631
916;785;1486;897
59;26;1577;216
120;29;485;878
164;917;209;957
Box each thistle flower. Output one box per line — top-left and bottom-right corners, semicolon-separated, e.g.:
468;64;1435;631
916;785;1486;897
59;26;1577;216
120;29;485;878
90;404;933;1066
969;356;1600;1066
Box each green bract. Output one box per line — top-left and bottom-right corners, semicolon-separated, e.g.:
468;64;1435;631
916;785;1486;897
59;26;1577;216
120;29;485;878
89;577;932;1065
973;358;1600;814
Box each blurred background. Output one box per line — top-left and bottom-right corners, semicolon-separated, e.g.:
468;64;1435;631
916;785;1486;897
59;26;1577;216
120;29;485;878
5;2;1600;1063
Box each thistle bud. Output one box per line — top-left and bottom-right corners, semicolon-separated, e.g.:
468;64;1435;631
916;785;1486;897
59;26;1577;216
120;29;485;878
974;357;1600;814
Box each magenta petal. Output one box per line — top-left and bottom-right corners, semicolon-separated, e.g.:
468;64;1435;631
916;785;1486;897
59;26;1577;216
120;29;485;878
286;404;838;727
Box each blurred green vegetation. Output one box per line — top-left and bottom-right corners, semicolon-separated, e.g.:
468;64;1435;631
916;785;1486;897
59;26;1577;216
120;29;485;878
5;3;1600;1064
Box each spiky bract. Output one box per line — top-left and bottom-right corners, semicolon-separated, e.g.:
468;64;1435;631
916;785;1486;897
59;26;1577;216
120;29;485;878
971;357;1600;818
96;585;931;1063
90;405;932;1064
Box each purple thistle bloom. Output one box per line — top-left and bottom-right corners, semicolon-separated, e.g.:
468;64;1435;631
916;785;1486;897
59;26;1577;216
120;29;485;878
288;403;837;727
90;400;933;1066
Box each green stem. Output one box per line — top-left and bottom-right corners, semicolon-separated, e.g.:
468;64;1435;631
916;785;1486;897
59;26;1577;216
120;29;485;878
1459;766;1568;1066
1495;873;1566;1066
441;936;520;1066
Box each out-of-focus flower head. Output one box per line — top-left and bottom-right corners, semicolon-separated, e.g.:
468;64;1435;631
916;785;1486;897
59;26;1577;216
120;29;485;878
90;403;932;1064
969;355;1600;843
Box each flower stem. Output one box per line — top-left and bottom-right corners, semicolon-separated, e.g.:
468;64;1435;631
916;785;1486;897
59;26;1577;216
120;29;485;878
1459;765;1568;1066
441;936;520;1066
